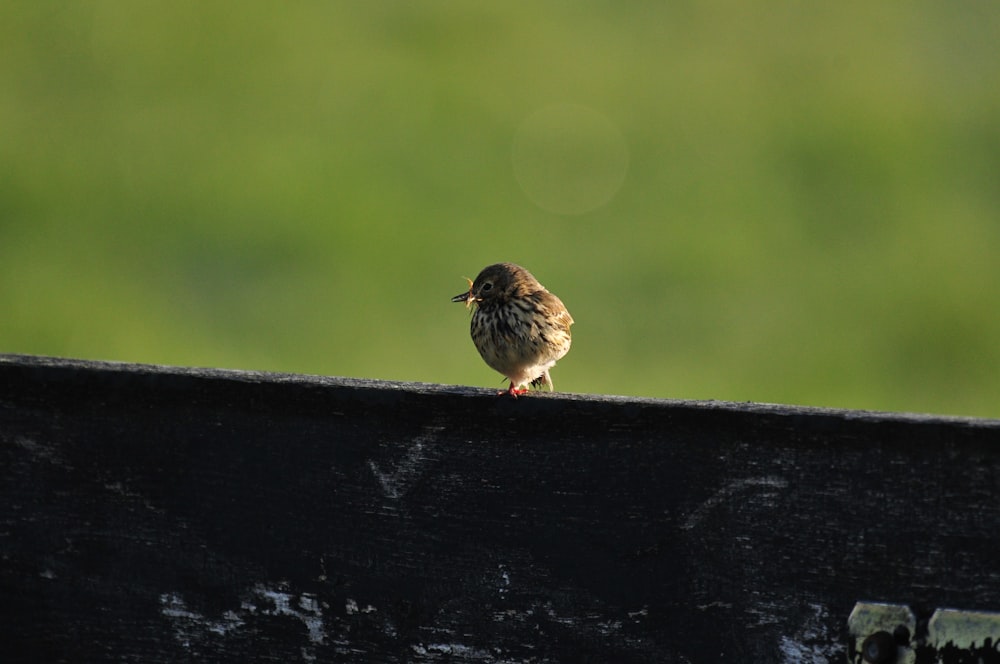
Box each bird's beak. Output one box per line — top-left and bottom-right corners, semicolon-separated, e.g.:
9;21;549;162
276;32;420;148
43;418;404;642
452;277;477;307
452;292;482;310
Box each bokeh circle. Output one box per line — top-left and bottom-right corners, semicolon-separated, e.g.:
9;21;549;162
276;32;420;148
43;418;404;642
512;104;629;216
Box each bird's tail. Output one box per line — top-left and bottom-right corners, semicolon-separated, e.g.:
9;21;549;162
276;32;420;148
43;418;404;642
530;371;554;391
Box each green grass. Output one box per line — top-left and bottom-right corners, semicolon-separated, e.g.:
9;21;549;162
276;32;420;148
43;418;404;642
2;2;999;417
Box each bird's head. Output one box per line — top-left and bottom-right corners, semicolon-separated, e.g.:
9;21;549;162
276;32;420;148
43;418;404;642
451;263;534;308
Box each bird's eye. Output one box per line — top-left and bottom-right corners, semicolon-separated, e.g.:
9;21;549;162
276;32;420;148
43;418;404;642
481;282;493;292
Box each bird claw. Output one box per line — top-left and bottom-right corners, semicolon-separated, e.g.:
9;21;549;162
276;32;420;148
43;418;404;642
499;384;529;398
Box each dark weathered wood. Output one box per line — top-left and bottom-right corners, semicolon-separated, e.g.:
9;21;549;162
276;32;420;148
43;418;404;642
1;354;998;663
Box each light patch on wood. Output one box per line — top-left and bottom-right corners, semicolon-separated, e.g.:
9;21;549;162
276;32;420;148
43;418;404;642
681;476;789;531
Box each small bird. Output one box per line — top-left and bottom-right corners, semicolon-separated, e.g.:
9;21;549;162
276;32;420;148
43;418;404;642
452;263;574;397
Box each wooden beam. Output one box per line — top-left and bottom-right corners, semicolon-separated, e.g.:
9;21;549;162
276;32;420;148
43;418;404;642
2;354;998;662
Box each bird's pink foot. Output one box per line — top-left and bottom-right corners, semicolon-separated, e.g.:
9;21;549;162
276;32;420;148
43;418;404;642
499;383;528;397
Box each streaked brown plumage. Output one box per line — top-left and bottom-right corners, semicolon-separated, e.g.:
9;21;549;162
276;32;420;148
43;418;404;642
451;263;573;397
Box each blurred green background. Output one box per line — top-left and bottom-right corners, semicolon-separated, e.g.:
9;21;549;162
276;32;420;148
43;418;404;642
2;2;999;417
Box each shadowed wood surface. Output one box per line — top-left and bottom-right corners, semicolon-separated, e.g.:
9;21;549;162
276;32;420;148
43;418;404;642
1;354;999;663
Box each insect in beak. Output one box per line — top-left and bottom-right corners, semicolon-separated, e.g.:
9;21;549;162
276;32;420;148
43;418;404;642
451;277;478;308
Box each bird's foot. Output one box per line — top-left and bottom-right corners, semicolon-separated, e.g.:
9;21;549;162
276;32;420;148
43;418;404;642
499;383;529;398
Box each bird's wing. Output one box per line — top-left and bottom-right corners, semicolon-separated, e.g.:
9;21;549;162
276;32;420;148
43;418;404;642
535;291;574;329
